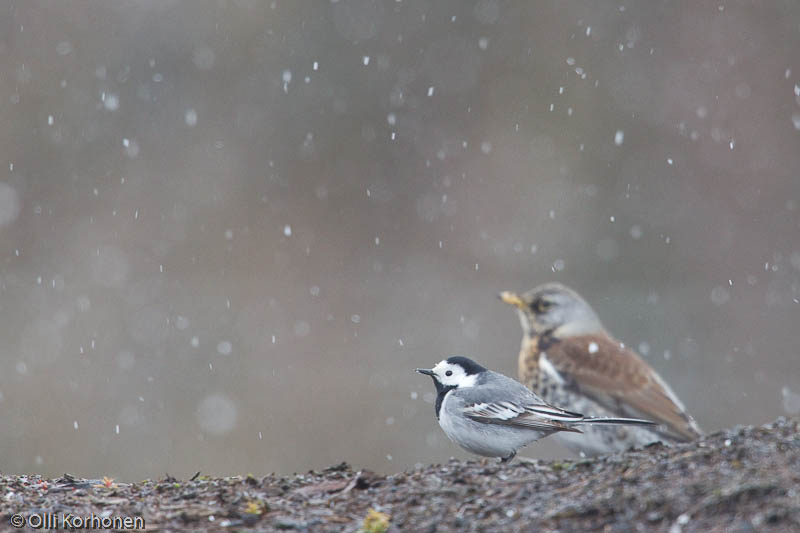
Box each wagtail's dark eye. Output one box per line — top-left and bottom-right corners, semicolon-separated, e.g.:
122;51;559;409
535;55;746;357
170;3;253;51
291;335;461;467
445;370;453;377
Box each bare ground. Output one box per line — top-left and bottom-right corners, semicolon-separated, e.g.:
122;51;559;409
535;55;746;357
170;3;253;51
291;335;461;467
2;417;798;532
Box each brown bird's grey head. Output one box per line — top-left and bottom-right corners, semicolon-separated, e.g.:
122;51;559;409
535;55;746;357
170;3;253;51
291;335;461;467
500;283;604;338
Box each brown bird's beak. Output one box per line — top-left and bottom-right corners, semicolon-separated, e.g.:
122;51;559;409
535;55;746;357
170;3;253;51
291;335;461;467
499;291;526;309
415;368;434;376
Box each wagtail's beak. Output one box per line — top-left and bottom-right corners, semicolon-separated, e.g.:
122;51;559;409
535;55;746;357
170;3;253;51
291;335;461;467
415;368;434;376
499;291;526;309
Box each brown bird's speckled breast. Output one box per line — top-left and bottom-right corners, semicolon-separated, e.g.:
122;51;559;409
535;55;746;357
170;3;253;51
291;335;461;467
517;334;543;392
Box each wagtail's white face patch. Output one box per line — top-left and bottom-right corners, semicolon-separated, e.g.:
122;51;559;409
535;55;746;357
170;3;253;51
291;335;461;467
429;360;478;388
417;356;485;389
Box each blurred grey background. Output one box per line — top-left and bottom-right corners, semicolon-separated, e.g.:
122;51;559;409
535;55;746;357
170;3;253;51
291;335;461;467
1;1;799;480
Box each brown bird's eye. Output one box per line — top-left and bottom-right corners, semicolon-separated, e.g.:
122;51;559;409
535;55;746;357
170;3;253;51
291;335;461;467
445;370;453;376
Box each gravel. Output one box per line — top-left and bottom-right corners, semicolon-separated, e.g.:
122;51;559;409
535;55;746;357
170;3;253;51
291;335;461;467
2;418;798;532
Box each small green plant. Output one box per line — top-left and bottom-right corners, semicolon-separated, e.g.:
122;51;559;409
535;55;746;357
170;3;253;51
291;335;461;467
243;499;268;515
359;509;390;533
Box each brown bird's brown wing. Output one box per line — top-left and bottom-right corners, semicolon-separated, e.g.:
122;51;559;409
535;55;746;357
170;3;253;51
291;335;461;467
542;333;702;441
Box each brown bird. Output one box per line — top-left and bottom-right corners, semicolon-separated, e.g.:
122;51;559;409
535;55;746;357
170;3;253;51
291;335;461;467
500;283;702;456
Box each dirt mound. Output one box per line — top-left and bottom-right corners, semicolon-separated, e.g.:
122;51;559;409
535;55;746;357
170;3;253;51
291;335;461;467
2;418;797;531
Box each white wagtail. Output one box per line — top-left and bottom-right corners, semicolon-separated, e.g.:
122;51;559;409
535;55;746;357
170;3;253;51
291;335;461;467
416;356;657;462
